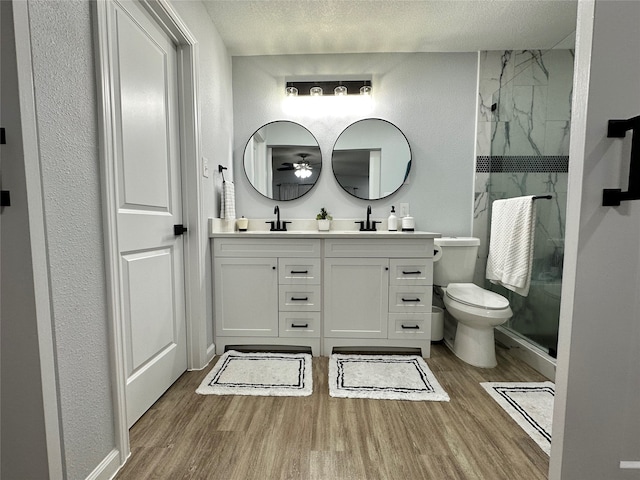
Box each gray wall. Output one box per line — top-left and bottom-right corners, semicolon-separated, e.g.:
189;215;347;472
232;53;478;236
1;1;50;478
550;0;640;478
28;1;114;477
19;0;232;478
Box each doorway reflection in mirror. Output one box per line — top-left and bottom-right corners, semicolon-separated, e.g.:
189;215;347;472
243;121;321;201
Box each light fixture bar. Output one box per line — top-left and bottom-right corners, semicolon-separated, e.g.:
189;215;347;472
285;80;372;96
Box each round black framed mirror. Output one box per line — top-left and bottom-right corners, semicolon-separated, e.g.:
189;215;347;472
243;121;321;201
332;118;411;200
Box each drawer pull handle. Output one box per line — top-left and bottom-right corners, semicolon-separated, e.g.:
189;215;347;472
401;324;420;330
402;297;421;302
291;270;309;274
402;270;422;275
291;296;309;301
291;323;309;328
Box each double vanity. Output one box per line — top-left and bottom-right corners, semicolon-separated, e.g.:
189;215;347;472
214;116;438;356
210;226;439;357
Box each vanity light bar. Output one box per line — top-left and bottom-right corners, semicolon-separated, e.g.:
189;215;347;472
285;80;372;97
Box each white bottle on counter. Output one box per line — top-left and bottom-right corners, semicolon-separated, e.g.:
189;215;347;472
387;206;398;231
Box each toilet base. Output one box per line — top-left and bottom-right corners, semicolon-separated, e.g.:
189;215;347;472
453;323;497;368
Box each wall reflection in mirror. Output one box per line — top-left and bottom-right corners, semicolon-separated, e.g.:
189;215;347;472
243;121;321;201
332;118;411;200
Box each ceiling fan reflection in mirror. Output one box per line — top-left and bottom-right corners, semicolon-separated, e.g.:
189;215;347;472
277;153;317;178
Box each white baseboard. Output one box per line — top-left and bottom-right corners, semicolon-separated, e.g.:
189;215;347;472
206;342;216;364
189;343;217;371
85;448;122;480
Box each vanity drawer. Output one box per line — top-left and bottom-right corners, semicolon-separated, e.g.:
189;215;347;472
279;285;321;311
388;286;432;313
279;312;321;338
278;258;321;285
389;259;433;286
388;313;431;340
214;238;321;257
324;238;433;258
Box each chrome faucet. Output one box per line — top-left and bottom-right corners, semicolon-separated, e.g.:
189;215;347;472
266;205;290;231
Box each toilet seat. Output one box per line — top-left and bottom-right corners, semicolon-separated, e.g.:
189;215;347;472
445;283;510;310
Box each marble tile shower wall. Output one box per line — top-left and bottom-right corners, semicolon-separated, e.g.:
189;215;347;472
473;49;574;286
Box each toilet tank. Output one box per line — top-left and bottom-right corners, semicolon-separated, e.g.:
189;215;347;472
433;237;480;286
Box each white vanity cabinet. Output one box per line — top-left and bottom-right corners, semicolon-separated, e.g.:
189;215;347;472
211;231;437;357
323;258;389;338
212;238;321;354
323;238;434;356
214;257;279;337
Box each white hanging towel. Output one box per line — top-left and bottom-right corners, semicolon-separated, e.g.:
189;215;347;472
485;195;537;297
220;180;236;220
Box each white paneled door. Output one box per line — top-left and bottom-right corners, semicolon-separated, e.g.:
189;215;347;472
108;0;187;428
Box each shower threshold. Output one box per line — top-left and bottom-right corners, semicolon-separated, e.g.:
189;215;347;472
495;326;557;381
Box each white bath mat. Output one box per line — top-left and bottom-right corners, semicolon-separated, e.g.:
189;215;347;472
196;350;312;397
328;354;450;401
481;381;554;455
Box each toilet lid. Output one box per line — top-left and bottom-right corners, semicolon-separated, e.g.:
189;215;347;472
445;283;510;310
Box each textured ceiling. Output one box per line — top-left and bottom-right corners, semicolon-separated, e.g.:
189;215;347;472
201;0;578;56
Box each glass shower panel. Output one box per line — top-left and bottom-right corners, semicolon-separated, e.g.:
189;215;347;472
487;164;566;356
485;48;573;358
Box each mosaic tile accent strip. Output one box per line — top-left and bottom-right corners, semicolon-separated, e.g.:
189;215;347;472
476;156;569;173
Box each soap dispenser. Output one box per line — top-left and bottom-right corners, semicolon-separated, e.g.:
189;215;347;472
387;206;398;231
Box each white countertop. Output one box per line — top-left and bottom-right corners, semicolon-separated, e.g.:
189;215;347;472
209;218;440;239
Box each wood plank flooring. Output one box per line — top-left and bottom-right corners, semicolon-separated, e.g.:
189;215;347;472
116;344;550;480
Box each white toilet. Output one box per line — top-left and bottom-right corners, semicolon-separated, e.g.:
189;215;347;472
433;237;512;368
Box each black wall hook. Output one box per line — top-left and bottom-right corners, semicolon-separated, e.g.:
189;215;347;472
603;114;640;206
218;165;227;182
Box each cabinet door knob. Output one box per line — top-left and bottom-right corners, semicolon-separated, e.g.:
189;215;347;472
272;266;276;270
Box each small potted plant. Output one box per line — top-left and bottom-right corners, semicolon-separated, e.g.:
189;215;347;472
316;207;332;231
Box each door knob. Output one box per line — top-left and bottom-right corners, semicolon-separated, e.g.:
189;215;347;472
174;224;188;236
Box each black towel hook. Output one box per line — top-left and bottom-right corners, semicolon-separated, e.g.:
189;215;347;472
603;114;640;206
218;164;227;182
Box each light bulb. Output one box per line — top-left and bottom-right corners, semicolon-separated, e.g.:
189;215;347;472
310;86;323;96
360;84;372;96
294;168;312;179
285;85;298;96
334;85;348;96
